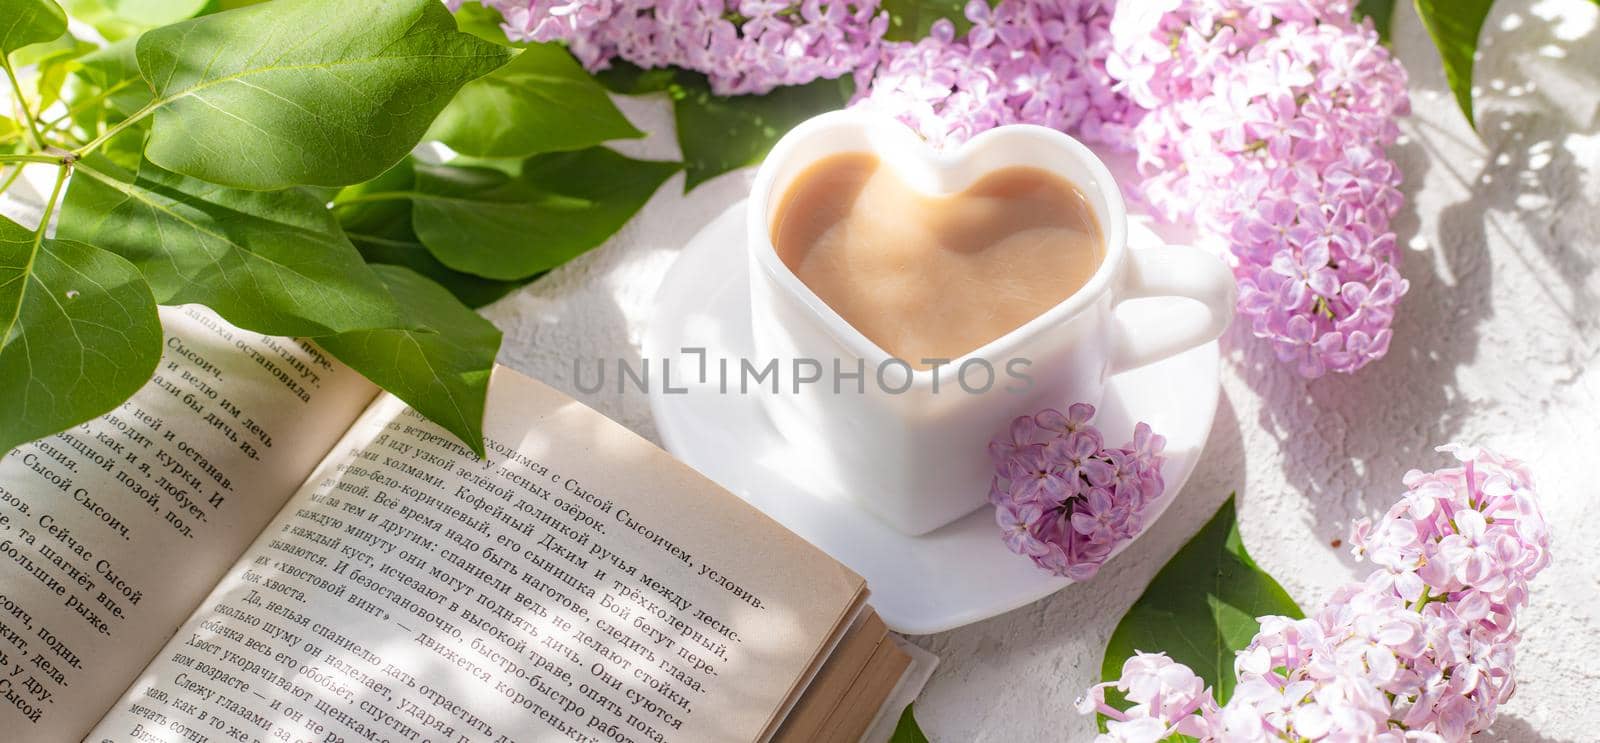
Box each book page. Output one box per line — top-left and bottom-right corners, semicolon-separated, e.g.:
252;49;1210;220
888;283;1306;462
89;367;866;743
0;306;378;742
773;610;886;743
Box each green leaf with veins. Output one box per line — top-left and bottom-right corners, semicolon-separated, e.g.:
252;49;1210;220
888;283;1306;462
92;119;149;171
1413;0;1492;130
0;213;161;455
132;0;510;189
0;0;67;54
319;265;500;458
670;72;853;190
453;1;526;47
66;40;155;164
75;37;153;118
352;231;524;310
59;157;401;336
1100;495;1302;714
336;160;523;309
428;43;642;159
333;160;419;225
405;148;679;281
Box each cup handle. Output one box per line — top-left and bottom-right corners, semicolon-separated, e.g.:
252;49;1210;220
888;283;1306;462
1108;246;1237;375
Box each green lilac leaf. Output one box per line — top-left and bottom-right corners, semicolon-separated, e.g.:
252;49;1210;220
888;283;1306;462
93;118;149;171
1413;0;1493;130
0;214;161;455
74;37;154;119
107;0;208;26
887;704;930;743
1353;0;1396;43
59;158;401;336
428;43;643;159
318;265;500;458
15;32;97;114
1100;495;1303;709
452;1;526;47
58;0;146;41
135;0;511;190
199;0;269;12
66;39;153;165
882;0;982;42
351;232;523;310
332;159;419;238
433;153;527;179
595;60;682;96
336;160;523;308
671;72;854;190
408;148;679;281
9;26;88;67
75;37;140;89
0;0;67;54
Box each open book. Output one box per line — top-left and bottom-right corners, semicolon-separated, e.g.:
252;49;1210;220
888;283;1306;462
0;306;931;743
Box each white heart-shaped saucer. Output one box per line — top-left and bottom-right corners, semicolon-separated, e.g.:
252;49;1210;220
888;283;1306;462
646;202;1220;634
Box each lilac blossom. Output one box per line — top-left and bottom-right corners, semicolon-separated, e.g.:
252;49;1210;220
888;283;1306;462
1106;0;1412;377
988;404;1166;580
852;0;1134;148
452;0;1414;379
851;0;1412;378
1076;445;1551;742
448;0;889;95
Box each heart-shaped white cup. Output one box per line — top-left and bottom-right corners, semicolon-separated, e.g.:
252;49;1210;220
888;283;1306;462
747;110;1235;536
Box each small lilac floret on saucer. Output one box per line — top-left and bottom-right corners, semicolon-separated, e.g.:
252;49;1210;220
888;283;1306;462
988;403;1166;580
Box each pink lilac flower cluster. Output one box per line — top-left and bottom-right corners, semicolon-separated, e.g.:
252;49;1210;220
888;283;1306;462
454;0;1414;378
1076;445;1551;742
1106;0;1412;377
446;0;889;96
988;403;1166;581
850;0;1133;148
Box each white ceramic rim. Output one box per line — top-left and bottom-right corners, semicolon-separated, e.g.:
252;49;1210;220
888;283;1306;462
646;201;1220;634
746;110;1130;392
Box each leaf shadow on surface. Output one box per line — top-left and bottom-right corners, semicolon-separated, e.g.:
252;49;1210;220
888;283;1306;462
1230;1;1600;562
1463;0;1600;327
1228;129;1460;565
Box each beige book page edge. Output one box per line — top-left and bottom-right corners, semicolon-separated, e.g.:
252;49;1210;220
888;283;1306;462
858;637;939;743
770;605;886;743
815;638;912;742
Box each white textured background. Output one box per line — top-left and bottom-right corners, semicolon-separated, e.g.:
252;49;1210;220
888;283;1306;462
482;2;1600;740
